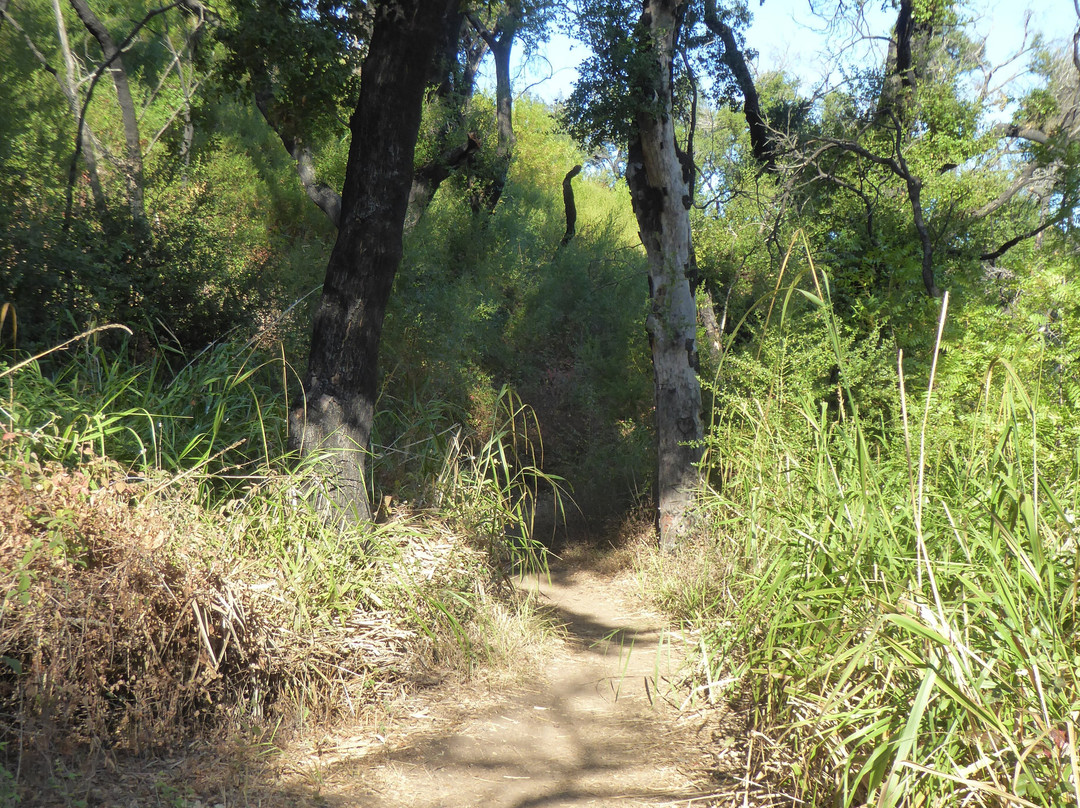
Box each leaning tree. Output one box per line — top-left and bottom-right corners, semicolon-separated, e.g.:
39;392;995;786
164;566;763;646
286;1;461;522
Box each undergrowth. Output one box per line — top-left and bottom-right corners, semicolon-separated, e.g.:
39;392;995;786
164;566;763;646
0;326;556;800
647;240;1080;807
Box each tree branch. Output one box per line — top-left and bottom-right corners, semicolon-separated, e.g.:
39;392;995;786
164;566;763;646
811;124;939;296
251;85;342;227
68;0;148;223
63;0;183;230
980;208;1071;263
702;0;775;170
989;122;1051;145
969;163;1039;219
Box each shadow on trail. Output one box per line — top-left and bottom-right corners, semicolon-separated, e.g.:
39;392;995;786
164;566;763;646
316;676;696;808
517;563;669;656
307;560;699;807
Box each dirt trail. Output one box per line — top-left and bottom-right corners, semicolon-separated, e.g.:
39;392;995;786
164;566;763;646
312;560;713;808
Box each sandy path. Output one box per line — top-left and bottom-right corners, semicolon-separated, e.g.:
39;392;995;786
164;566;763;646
314;561;710;808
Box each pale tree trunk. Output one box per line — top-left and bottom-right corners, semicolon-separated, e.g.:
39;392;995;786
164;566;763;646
466;9;517;213
626;0;703;550
2;0;108;209
287;0;458;524
51;0;107;210
487;30;515;209
68;0;146;225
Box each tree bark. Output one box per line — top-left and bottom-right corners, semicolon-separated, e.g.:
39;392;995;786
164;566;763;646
67;0;146;224
249;13;482;232
560;164;582;246
252;81;342;227
2;0;108;209
287;0;458;524
626;0;704;550
878;0;934;122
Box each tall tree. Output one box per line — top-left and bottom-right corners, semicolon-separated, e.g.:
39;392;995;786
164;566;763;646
67;0;147;224
464;0;554;213
625;0;703;549
565;0;708;548
287;0;460;522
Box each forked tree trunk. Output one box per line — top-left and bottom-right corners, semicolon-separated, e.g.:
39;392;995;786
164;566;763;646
626;0;703;550
487;31;515;210
466;9;517;213
287;0;457;523
51;0;106;211
68;0;146;225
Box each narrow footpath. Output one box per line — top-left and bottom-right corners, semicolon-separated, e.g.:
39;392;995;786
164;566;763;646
310;559;719;808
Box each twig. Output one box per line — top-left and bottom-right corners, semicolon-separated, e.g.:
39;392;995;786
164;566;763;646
0;324;132;379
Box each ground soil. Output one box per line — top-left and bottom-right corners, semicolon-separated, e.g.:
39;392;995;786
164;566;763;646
272;553;743;808
29;550;760;808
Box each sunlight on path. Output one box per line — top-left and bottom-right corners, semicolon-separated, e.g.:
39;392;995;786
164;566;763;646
320;563;706;808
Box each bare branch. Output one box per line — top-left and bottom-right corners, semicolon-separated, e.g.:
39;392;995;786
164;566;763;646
63;0;185;229
560;164;582;247
252;85;342;228
969;163;1038;219
990;123;1050;145
1074;0;1080;74
981;208;1071;263
702;0;776;170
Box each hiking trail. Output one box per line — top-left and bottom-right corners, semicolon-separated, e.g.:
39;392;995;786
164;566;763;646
300;557;726;808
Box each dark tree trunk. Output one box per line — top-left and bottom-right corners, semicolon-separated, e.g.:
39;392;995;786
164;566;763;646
406;13;486;228
626;0;704;550
406;134;480;229
878;0;933;121
288;0;458;523
560;164;582;246
703;0;775;171
488;32;515;209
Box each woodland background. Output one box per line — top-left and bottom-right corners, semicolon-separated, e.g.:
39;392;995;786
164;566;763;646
2;0;1080;805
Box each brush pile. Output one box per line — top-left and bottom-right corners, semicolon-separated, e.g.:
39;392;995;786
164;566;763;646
0;455;418;763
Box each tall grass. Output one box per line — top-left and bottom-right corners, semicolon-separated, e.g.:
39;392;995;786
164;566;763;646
1;331;288;498
1;328;558;724
433;386;567;572
688;249;1080;806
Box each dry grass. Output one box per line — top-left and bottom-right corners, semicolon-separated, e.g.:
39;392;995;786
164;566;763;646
0;453;537;804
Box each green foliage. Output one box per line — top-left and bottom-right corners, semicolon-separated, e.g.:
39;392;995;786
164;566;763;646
385;99;653;521
685;270;1080;806
433;386;566;571
559;0;643;150
215;0;363;141
0;0;335;351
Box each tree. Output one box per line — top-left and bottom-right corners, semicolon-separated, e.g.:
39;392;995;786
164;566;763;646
464;0;554;212
1;0;208;226
625;1;703;550
565;0;714;548
287;0;460;523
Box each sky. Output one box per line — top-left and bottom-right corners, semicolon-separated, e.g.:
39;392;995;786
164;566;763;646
483;0;1078;104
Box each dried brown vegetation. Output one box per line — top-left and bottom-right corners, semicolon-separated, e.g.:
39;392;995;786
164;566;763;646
0;454;431;794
